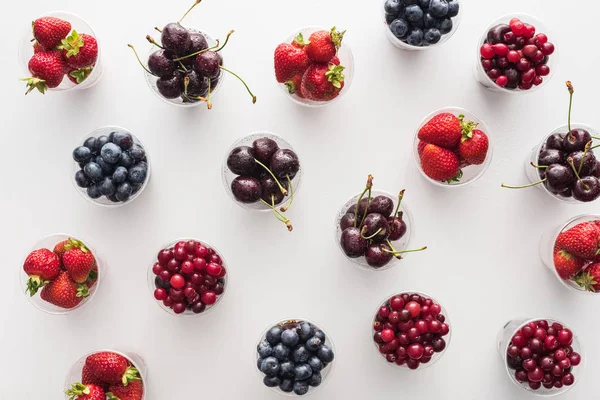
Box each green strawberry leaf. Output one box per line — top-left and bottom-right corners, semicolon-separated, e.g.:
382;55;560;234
58;30;84;57
25;276;49;296
325;64;345;89
330;26;346;50
106;393;120;400
445;169;463;184
122;366;141;385
293;33;310;47
65;382;90;399
76;284;89;298
284;80;297;94
87;268;98;281
574;271;598;292
22;77;48;95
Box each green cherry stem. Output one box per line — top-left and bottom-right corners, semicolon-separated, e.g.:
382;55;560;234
578;141;592;174
382;239;427;259
501;179;545;189
361;227;382;240
127;44;155;76
389;189;405;233
172;40;220;62
353;174;373;228
567;157;589;190
530;162;548;169
280;175;294;212
260;196;293;232
179;0;202;24
358;187;372;228
219;66;257;104
254;159;288;195
154;26;162;33
214;30;234;52
182;77;208;104
206;77;212;109
146;35;163;49
178;60;189;72
566;81;574;139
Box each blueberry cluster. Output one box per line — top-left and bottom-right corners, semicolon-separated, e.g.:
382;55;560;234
72;130;149;203
384;0;459;47
257;321;334;396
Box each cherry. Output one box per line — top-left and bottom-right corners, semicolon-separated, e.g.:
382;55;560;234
340;227;367;258
361;213;390;242
365;243;393;268
154;288;167;301
157;72;183;99
387;217;407;241
231;176;262;203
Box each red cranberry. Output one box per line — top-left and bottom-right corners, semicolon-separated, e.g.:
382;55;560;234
536;33;548;44
531;50;545;63
207;248;215;257
398;333;410;345
378;306;390;319
547;327;557;336
154;288;167;300
522;44;538;58
373;321;383;332
172;302;186;314
558;359;570;370
541;42;555;56
191;302;206;314
551;365;564;377
429;304;441;316
209;254;222;264
409;294;422;304
554;349;567;361
181;260;194;275
569;352;581;366
523;24;536;38
528;367;544;382
522;325;534;338
515;370;528;382
157;249;173;265
159;270;172;282
562;373;574;386
173;246;187;261
521;68;536;84
395;357;406;366
503;31;516;44
216;267;227;278
423;298;433;306
435;314;445;323
381;328;395;343
389;311;401;323
557;329;573;346
192;257;206;272
439;323;449;336
553;380;563;388
533;328;547;341
396;346;407;358
492;43;509;56
481;59;494;71
405;301;421;318
512;334;527;348
214;282;225;295
428;320;442;333
536;64;550;76
480;43;494;59
509;18;525;36
169;288;184;301
203;275;217;287
529;338;543;353
184;240;198;254
487;68;501;80
385;354;396;363
420;305;430;316
194;245;208;258
398;320;414;333
152;263;163;275
529;381;541;390
170;274;185;289
507;345;519;358
201;290;217;305
206;262;222;277
522;358;537;372
163;297;174;307
539;356;554;370
382;322;395;331
389;296;404;310
407;343;424;360
166;258;180;273
544;335;559;351
432;338;446;352
520;347;533;360
407;327;420;340
516;58;531;71
415;320;428;334
507;50;520;63
406;358;419;370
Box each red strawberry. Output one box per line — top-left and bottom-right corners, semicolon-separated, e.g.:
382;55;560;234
418;113;463;149
574;263;600;292
305;27;345;63
274;43;309;83
23;50;66;94
417;141;427;157
330;56;340;65
107;380;144;400
63;244;96;283
32;16;71;49
556;222;600;259
33;42;45;54
65;382;105;400
40;271;88;309
300;63;344;101
459;128;489;165
284;74;304;98
23;248;61;296
291;33;309;49
85;352;140;385
53;238;82;260
59;31;98;69
553;247;586;280
420;143;461;182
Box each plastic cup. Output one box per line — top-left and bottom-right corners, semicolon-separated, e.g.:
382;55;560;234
275;26;354;107
18;11;103;92
20;233;103;314
497;318;583;396
255;318;336;396
147;238;228;317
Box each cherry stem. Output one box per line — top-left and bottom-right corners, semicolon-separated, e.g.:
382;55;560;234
390;189;405;233
260;197;293;232
578;141;592;174
219;66;257;104
172;41;220;61
214;30;234;52
182;76;208;104
530;162;548;169
566;81;574;139
127;44;155;76
179;0;202;24
280;175;294;212
361;227;382;240
206;77;212;109
154;26;162;33
567;157;589;190
353;175;373;228
501;179;546;189
590;144;600;151
383;239;427;259
254;159;287;195
178;60;189;72
146;35;163;49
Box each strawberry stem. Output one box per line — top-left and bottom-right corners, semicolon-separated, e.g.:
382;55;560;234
219;66;257;103
128;44;155;76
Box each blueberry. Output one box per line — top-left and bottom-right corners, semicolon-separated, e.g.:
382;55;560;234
86;184;102;199
279;361;295;378
108;131;116;142
313;330;326;342
83;137;97;152
294;364;312;381
73;146;92;163
279;379;294;393
447;0;459;17
263;376;281;387
429;0;448;17
112;131;133;149
101;143;122;164
420;0;431;8
75;170;91;188
260;357;280;377
118;152;135;168
308;356;324;372
292;345;311;363
131;183;143;195
317;345;334;363
305;337;322;352
406;29;424;46
424;28;442;44
436;17;453;34
128;144;146;161
266;326;283;345
298;322;314;342
83;162;104;182
390;19;409;38
404;5;423;22
128;163;148;185
257;340;273;358
281;329;299;347
95;156;115;175
107;195;120;203
272;343;290;361
423;13;436;28
257;357;264;370
308;371;322;387
384;0;402;16
99;177;116;197
116;182;133;202
403;0;419;4
94;135;109;154
385;13;397;24
293;380;309;396
411;16;425;29
112;166;128;184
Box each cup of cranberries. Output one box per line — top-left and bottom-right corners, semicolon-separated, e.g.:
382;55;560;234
64;349;146;400
499;318;583;395
274;26;354;107
256;319;335;396
336;175;426;270
21;234;101;314
149;239;228;316
476;14;556;92
414;107;492;186
373;292;451;370
223;132;301;232
128;0;256;109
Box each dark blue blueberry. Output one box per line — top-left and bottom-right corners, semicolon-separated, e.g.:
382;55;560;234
112;166;128;184
390;19;409;38
294;364;312;381
272;343;290;361
118;152;134;168
293;380;309;396
128;163;148;185
385;13;396;24
108;131;116;142
128;144;146;161
411;16;425;28
257;340;273;358
281;329;299;347
404;5;423;22
257;357;264;370
99;177;116;197
86;184;102;199
298;322;314;342
317;345;334;363
424;12;436;28
436;17;453;34
108;194;120;203
384;0;402;16
75;170;91;188
305;337;322;352
83;162;104;182
407;29;424;46
101;143;122;164
308;356;324;372
131;183;143;195
424;28;442;44
95;156;116;175
447;0;459;17
420;0;431;8
266;326;283;345
115;182;133;202
429;0;448;17
292;345;311;363
112;131;133;149
94;135;109;154
403;0;419;4
263;376;281;387
279;361;295;378
279;379;294;393
260;357;280;377
308;371;322;387
73;146;92;163
313;330;326;342
83;137;97;152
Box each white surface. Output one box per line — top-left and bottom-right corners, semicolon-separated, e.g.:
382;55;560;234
2;0;599;398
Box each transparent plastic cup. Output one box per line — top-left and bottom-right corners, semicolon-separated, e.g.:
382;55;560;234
334;189;413;271
474;13;558;94
71;125;151;207
381;0;462;50
497;318;583;396
539;214;600;294
275;26;354;107
222;132;302;211
413;107;493;187
63;349;147;399
371;291;451;370
18;11;103;92
255;318;336;396
525;124;598;204
144;29;224;108
147;238;228;317
20;233;103;314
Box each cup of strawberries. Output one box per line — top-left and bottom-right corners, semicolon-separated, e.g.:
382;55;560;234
274;26;354;107
19;12;102;94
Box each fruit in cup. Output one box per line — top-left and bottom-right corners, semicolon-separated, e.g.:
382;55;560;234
23;16;98;94
274;27;346;102
128;0;256;109
257;320;334;395
417;112;489;183
502;82;600;202
373;293;449;369
339;175;426;268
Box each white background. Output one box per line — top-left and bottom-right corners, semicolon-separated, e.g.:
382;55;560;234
2;0;599;398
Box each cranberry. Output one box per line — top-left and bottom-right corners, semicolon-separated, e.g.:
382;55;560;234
201;290;217;305
553;380;563;388
515;370;528;382
159;270;172;282
373;321;383;332
529;381;541;390
557;329;573;346
203;275;217;287
192;257;206;272
512;334;527;348
551;365;564;377
558;359;570;370
531;50;545;63
516;58;531;71
154;288;167;300
166;258;180;273
562;373;574;386
381;328;395;343
170;274;185;289
388;311;401;324
429;304;441;316
152;263;162;275
509;18;525;35
522;44;538;58
521;68;536;84
184;240;198;254
169;288;184;301
398;333;410;345
191;302;206;314
528;367;544;383
216;267;227;278
507;345;519;358
395;357;406;366
529;338;543;353
536;33;548;45
173;246;187;261
407;343;424;360
420;305;430;316
157;249;173;265
492;43;509;56
539;356;554;371
436;314;445;323
389;296;404;310
206;262;222;277
397;320;414;333
214;282;225;295
523;24;536;38
439;323;449;336
480;43;495;59
385;354;396;363
487;68;501;80
536;64;550;76
209;254;222;264
428;320;442;333
378;306;390;319
541;42;555;56
194;245;208;259
172;302;186;314
481;59;494;71
405;301;421;318
520;347;533;360
406;358;419;370
522;325;534;338
569;352;581;366
547;327;557;336
396;346;407;358
432;337;446;352
533;328;547;341
163;297;174;307
542;373;553;384
415;320;428;334
522;358;537;372
554;349;567;361
542;382;553;389
181;260;194;275
544;335;559;351
382;322;395;331
503;31;516;44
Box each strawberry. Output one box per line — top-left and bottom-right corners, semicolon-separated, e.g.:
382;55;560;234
418;113;464;149
330;56;340;65
419;143;461;182
40;271;88;309
305;27;345;63
23;248;61;296
284;74;304;98
417;141;427;158
33;42;45;54
553;247;586;280
459;128;489;165
85;352;140;385
63;244;96;283
23;50;66;94
53;238;83;260
107;380;144;400
68;67;93;84
274;43;309;83
65;382;105;400
300;63;344;101
59;31;98;69
291;33;309;49
574;263;600;292
32;16;71;49
556;222;600;259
